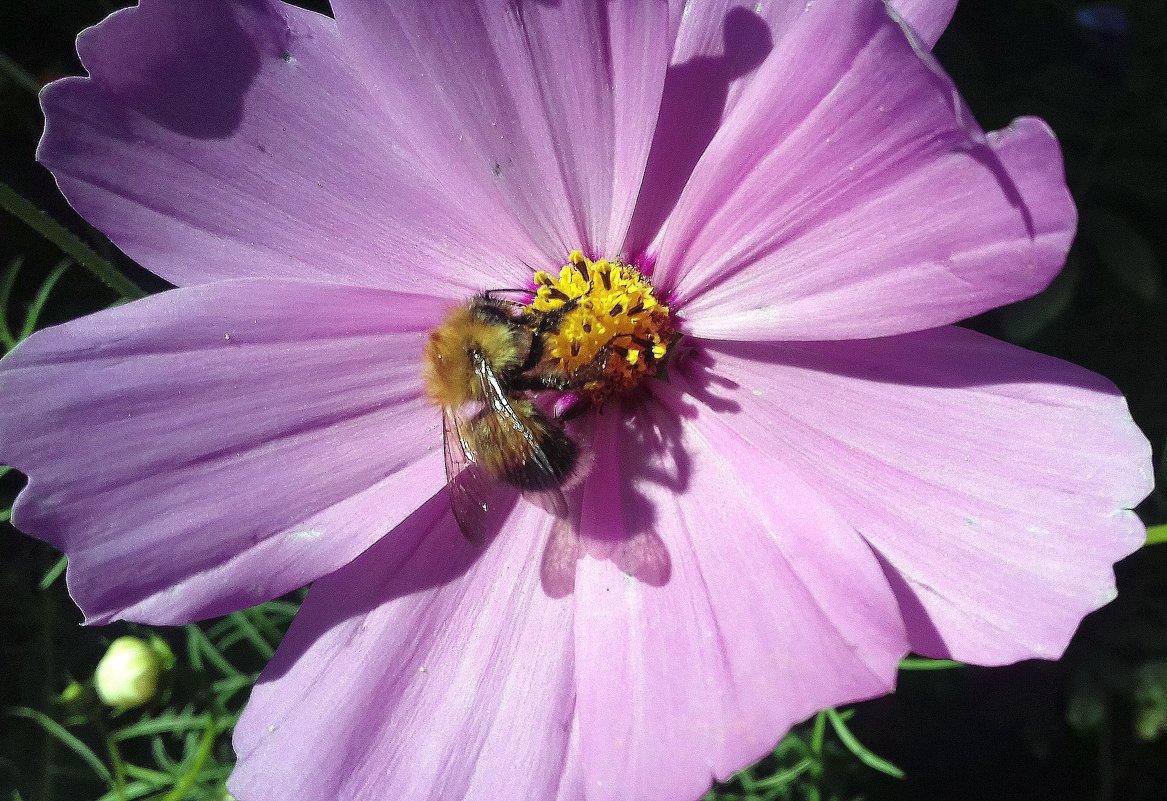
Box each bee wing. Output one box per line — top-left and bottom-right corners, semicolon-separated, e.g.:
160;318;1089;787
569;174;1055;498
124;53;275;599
540;516;582;598
476;356;575;493
442;407;497;545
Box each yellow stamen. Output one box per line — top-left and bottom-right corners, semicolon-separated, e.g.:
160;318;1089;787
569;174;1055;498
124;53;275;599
528;250;674;403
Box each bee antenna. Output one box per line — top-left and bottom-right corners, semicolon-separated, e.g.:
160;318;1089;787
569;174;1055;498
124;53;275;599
482;288;536;309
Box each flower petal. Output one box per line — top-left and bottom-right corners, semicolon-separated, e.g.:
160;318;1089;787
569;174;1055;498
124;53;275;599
329;0;671;261
38;0;533;293
627;0;955;256
230;493;578;801
653;0;1074;340
699;326;1151;663
0;279;449;624
887;0;958;47
664;0;953;54
572;395;908;801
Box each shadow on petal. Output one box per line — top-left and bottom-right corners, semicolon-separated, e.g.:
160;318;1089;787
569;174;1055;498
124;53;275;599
564;391;708;595
625;6;772;258
870;547;951;657
78;0;282;138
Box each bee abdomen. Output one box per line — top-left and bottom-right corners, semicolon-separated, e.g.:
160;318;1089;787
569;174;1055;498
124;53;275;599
503;428;578;490
469;405;578;491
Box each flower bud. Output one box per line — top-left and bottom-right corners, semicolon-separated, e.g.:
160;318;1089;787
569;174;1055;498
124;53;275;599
94;635;170;709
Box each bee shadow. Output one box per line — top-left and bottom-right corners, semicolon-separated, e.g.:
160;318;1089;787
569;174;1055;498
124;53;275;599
553;347;741;595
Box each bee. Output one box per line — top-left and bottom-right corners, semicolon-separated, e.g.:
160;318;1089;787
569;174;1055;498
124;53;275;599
423;294;581;546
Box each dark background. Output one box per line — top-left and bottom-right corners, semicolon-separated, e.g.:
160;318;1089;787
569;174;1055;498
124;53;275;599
1;1;1165;800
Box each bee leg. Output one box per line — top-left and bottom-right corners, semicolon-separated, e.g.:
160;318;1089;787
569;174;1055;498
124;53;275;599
532;297;579;338
512;359;608;394
517;297;581;373
559;399;594;422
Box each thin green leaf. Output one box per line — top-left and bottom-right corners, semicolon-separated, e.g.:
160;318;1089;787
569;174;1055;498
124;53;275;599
245;606;286;646
20;259;72;340
38;555;68;590
810;710;827;757
0;507;11;524
256;599;301;620
185;628;205;674
0;256;21;350
111;713;214;741
211;674;259;703
161;717;217;801
113;712;235;743
752;756;815;790
1146;524;1167;547
121;763;172;785
204;618;237;641
227;611;275;658
105;730;129;801
185;625;243;679
5;706;113;783
898;657;964;671
0;183;146;300
0;51;42;96
150;734;179;773
94;781;160;801
824;708;904;779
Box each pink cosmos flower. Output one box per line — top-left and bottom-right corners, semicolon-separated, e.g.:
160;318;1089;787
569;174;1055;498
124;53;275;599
1;0;1152;799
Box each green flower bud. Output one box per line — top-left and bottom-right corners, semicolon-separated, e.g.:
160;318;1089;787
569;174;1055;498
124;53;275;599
58;680;86;704
94;635;169;709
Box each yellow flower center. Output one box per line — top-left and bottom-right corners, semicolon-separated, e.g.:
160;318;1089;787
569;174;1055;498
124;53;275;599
528;250;674;404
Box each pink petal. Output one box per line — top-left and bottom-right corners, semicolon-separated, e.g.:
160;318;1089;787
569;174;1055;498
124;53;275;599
231;493;578;801
572;395;908;801
328;0;671;261
628;0;955;256
699;326;1151;663
577;405;672;587
626;1;780;255
38;0;534;292
888;0;958;47
0;280;450;624
652;0;1074;340
664;0;953;54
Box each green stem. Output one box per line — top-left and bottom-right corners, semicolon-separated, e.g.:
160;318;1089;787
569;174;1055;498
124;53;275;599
105;733;129;801
752;756;815;790
1146;523;1167;547
825;707;904;779
810;710;827;763
162;715;217;801
806;709;828;801
0;183;147;300
898;657;964;671
91;710;128;801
